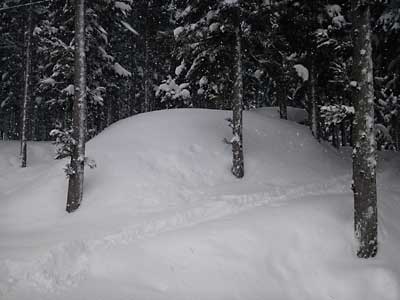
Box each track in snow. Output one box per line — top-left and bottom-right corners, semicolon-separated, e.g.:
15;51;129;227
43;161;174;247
0;175;351;294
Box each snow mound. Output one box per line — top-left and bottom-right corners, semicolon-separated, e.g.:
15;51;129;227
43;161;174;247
0;108;399;300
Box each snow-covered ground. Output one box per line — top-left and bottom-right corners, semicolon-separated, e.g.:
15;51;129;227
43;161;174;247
0;108;399;300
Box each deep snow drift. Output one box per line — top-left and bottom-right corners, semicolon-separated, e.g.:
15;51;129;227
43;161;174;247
0;108;399;300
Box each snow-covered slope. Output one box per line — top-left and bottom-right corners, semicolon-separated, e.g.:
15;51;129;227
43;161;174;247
0;108;399;300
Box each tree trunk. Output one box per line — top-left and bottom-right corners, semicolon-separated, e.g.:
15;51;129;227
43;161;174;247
143;2;151;113
392;115;400;150
309;63;320;141
20;0;33;168
350;115;354;147
106;97;113;126
130;40;137;116
278;78;288;120
67;0;87;213
341;120;347;147
332;124;340;149
351;0;378;258
231;4;244;179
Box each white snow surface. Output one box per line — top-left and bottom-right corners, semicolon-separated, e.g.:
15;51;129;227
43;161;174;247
0;108;399;299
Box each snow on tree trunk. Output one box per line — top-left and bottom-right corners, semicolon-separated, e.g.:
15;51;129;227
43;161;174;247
67;0;87;213
351;0;378;258
231;4;244;179
20;0;33;168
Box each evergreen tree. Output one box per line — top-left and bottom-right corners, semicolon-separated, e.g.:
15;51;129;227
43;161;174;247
0;1;25;140
374;0;400;150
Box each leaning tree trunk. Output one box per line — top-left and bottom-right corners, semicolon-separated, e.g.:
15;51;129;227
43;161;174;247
231;4;244;179
20;0;33;168
66;0;87;213
351;0;378;258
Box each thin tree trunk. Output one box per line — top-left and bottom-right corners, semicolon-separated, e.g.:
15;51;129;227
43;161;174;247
351;0;378;258
66;0;87;213
341;120;347;147
106;97;113;126
392;116;400;150
278;51;288;120
309;63;319;141
278;78;288;120
350;115;354;147
130;78;136;115
21;0;33;168
129;8;139;116
231;4;244;178
332;124;340;149
143;2;151;113
130;39;137;116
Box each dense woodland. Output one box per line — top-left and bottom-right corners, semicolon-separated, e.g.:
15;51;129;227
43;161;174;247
1;0;399;258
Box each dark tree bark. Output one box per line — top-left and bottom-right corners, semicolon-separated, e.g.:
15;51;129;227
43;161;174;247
332;124;340;149
20;0;33;168
231;3;244;179
106;97;113;126
129;37;138;116
143;1;151;113
341;121;347;147
351;0;378;258
278;76;288;120
309;63;320;141
392;116;400;150
350;115;355;147
66;0;87;213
